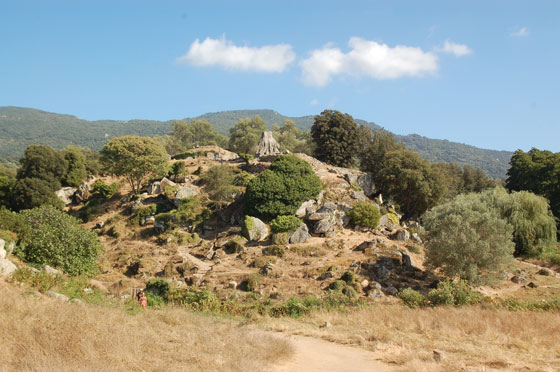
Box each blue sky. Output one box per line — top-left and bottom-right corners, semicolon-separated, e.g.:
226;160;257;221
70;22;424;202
1;0;558;152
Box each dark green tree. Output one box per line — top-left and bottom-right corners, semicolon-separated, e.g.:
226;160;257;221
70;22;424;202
245;155;321;220
0;166;16;209
12;177;63;211
200;165;240;209
272;120;313;155
167;119;228;154
311;110;360;167
360;129;404;191
61;146;88;187
17;145;67;190
228;116;267;155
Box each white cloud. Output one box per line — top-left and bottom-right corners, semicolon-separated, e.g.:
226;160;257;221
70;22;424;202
176;36;295;73
437;40;472;57
510;27;529;37
310;98;319;105
300;37;438;87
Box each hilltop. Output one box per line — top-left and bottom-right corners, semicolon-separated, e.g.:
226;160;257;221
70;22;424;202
0;106;512;178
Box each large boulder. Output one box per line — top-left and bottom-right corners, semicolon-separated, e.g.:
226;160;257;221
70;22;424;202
242;216;270;242
175;186;197;199
289;223;310;244
0;239;17;277
74;181;91;203
379;214;398;231
393;229;410;242
160;177;177;192
357;174;375;196
295;199;317;218
255;131;281;157
55;187;77;205
148;181;161;195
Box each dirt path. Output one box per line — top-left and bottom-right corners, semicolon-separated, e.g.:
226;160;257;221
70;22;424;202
269;333;391;372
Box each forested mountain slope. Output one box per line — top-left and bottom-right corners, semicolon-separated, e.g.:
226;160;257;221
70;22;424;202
0;106;512;177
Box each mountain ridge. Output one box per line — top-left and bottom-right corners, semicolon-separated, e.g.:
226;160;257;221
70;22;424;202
0;106;512;178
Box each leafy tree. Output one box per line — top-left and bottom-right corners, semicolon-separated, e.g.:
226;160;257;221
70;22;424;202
348;202;381;228
12;177;63;211
100;135;168;194
228;116;267;155
272;120;313;155
171;161;187;181
19;205;103;276
432;162;466;199
463;165;495;193
424;192;514;284
0;166;16;209
477;188;557;256
245;155;321;220
61;146;87;187
360;129;405;191
311;110;360;167
167;119;228;154
200;165;239;209
17;145;67;190
506;148;560;235
375;149;444;218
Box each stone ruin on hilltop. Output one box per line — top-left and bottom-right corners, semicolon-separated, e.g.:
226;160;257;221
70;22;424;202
256;131;281;158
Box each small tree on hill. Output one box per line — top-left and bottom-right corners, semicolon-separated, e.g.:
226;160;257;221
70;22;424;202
424;192;514;285
101;135;168;194
228;116;267;155
17;145;67;191
311;110;360;167
61;146;88;187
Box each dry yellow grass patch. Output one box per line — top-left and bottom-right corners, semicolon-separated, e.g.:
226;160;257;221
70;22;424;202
0;285;292;372
258;304;560;372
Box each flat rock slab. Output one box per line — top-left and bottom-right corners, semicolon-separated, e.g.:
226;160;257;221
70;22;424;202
269;333;390;372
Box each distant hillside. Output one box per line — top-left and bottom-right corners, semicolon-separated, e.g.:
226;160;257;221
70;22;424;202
0;106;512;178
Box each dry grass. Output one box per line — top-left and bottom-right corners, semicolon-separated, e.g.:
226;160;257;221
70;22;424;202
258;304;560;372
0;283;292;372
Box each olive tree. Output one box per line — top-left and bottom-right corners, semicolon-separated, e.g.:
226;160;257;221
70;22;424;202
101;135;168;194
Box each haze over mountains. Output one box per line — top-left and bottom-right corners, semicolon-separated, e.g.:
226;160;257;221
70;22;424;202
0;106;512;178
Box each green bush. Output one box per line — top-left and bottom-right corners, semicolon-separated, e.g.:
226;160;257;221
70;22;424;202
340;271;357;284
233;171;254;187
242;273;261;292
145;278;171;298
19;206;103;276
262;245;285;258
426;280;482;306
348;202;381;228
329;280;346;291
270;215;302;233
245;155;321;220
92;180;119;199
397;288;426;308
224;239;245;254
271;232;290;245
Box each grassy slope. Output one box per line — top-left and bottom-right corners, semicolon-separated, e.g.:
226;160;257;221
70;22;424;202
0;106;512;178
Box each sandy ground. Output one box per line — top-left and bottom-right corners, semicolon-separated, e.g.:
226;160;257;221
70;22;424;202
268;333;391;372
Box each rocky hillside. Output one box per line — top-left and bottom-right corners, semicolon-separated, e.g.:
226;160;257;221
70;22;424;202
0;106;511;177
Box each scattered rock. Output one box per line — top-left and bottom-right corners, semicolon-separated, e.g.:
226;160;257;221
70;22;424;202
526;282;537;288
360;279;369;288
74;181;91;203
355;241;375;252
243;216;270;242
160;177;177;192
357;174;375;196
174;185;197;200
384;286;398;296
319;321;331;328
379;214;397;231
296;199;317;218
46;291;69;302
319;272;333;280
511;269;528;284
55;187;77;205
289;223;310;244
44;265;61;276
148;181;161;195
393;229;410;242
411;233;422;244
368;288;385;299
71;298;85;306
401;253;415;269
229;281;238;289
433;349;445;362
32;291;42;297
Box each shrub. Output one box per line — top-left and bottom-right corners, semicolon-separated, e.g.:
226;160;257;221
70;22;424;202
397;288;426;308
271;232;290;245
262;245;285;257
348;202;381;228
426;280;482;306
145;278;171;298
242;273;261;292
245;155;321;220
233;171;254;187
424;193;515;285
224;239;245;254
340;271;356;284
386;213;399;226
270;215;302;233
252;256;277;269
329;280;346;291
19;206;103;276
92;180;119;199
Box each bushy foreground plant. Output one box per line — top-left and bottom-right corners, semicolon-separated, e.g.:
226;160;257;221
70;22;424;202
18;205;103;276
348;202;380;228
398;280;482;308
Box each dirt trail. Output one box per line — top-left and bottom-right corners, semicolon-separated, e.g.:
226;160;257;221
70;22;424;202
269;333;391;372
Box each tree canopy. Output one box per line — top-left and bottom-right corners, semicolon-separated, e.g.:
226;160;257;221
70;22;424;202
166;119;228;154
101;135;168;194
311;110;360;167
228;116;267;155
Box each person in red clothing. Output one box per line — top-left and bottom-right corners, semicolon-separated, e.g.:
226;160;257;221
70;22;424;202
139;291;147;308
